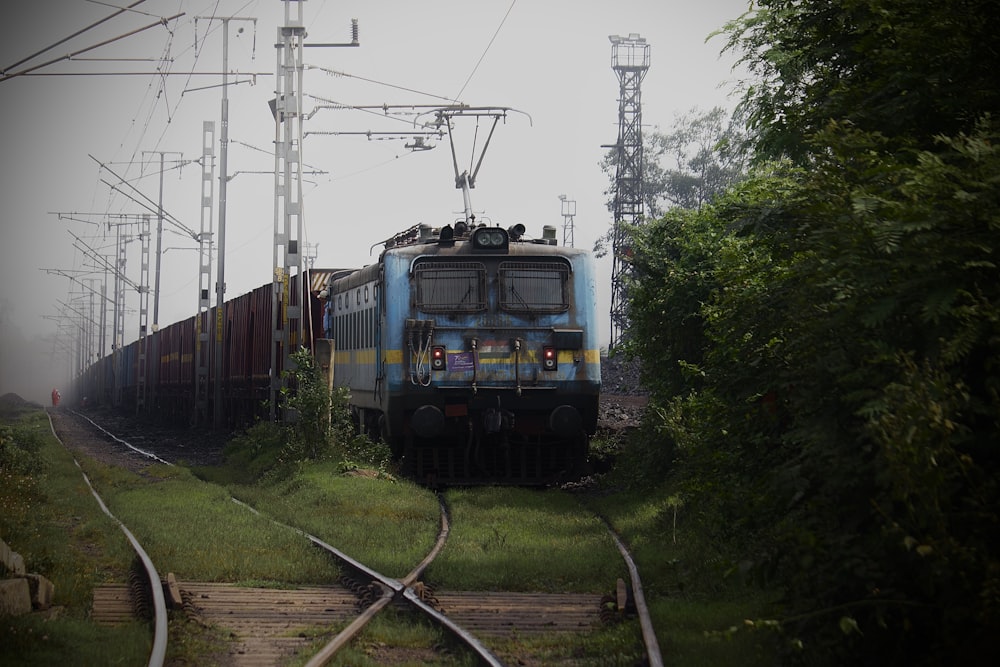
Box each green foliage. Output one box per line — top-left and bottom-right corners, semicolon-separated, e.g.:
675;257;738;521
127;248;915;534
281;347;335;461
0;422;46;476
219;420;288;484
623;111;1000;663
721;0;1000;162
0;412;151;665
596;105;750;257
647;106;752;212
0;422;49;546
613;3;1000;661
217;350;392;484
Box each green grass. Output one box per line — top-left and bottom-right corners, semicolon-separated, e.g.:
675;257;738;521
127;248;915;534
431;486;625;592
586;482;781;666
226;462;442;578
0;411;150;666
82;460;341;584
486;623;645;666
3;402;783;665
0;616;152;667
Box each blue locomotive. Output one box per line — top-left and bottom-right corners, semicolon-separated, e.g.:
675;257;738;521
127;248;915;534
325;220;602;484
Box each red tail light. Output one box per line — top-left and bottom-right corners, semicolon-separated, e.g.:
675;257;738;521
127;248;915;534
431;346;446;371
542;346;557;371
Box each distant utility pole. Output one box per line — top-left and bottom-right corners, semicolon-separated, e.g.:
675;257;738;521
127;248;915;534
66;221;147;407
86;153;202;409
195;121;216;425
41;268;111;371
606;33;649;352
194;13;257;429
139;150;184;328
141;150;184;414
303;242;318;269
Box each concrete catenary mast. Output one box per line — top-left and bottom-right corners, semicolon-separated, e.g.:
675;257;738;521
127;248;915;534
270;1;358;421
270;0;308;421
607;33;649;351
195;121;215;424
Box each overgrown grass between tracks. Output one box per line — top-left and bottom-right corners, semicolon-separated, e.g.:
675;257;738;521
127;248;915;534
222;461;443;579
433;486;625;592
83;461;341;585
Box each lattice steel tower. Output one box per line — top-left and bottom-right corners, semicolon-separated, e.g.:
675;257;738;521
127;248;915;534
607;33;649;351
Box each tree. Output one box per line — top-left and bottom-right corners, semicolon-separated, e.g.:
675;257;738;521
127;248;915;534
721;0;1000;162
647;106;750;211
620;1;1000;663
595;105;749;257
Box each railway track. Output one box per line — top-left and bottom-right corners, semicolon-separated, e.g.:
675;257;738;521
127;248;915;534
52;408;661;666
45;410;168;667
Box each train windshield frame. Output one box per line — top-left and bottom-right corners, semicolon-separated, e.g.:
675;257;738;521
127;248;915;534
413;261;488;312
498;260;571;313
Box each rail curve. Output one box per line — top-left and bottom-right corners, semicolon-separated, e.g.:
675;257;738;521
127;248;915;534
46;410;168;667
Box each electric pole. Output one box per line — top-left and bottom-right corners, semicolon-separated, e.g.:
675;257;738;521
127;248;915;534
194;13;257;428
270;1;358;421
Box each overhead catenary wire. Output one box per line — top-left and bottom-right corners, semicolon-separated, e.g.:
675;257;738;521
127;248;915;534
90;154;200;241
54;1;520;363
0;12;185;83
451;0;518;102
0;0;149;75
113;2;261;200
306;64;458;103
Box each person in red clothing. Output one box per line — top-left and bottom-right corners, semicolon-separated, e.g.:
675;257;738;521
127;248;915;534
51;388;60;407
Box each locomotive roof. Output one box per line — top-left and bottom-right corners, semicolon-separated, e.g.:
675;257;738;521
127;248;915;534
381;222;587;258
327;224;589;293
383;237;588;260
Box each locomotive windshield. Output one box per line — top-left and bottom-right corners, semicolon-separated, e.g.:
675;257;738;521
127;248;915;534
414;261;487;312
413;258;570;313
499;261;570;313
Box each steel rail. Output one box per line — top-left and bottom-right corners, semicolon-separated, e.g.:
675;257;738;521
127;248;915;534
47;411;168;667
601;516;664;667
232;494;502;667
69;410;175;466
305;494;504;667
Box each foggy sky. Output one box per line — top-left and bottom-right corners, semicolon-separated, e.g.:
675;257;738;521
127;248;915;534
0;0;748;404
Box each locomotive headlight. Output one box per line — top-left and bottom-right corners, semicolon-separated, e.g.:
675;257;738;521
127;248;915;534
431;346;447;371
472;227;509;252
542;346;557;371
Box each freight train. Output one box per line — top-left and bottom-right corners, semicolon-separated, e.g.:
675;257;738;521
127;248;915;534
72;269;333;428
72;219;602;484
74;107;602;484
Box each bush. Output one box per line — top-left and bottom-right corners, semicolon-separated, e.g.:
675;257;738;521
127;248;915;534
220;349;394;482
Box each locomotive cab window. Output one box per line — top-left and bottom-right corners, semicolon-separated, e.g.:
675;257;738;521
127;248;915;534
499;261;570;313
414;261;487;312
